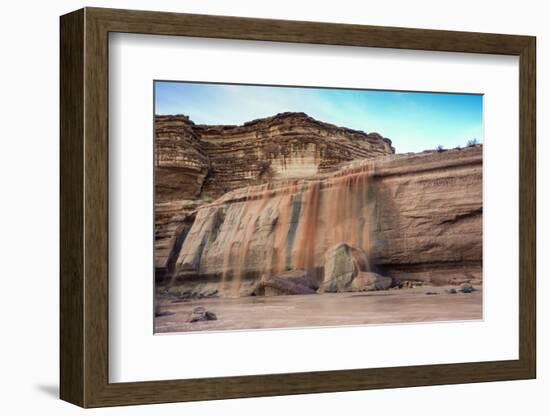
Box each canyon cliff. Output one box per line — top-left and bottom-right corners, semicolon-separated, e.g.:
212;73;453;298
155;113;482;296
155;112;394;202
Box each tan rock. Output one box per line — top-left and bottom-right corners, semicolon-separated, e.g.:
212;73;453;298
168;146;481;294
320;243;373;293
155;112;394;202
154;114;482;297
369;146;482;284
154;199;204;282
252;270;318;296
155;115;210;202
351;272;393;292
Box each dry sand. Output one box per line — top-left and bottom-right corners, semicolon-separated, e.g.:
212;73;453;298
154;285;482;334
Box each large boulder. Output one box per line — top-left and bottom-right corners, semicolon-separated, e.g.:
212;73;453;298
319;243;376;293
320;243;393;293
320;243;358;292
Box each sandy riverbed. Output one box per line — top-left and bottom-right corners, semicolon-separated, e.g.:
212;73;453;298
154;285;482;334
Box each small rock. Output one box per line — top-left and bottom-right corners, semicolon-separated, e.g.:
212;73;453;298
460;283;474;293
155;311;175;317
351;272;393;292
189;306;217;323
204;289;219;297
204;311;217;320
254;270;318;296
403;280;423;289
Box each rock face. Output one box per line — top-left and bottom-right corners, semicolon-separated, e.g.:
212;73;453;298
167;145;482;294
155;112;395;284
155;115;210;202
155;112;394;202
368;147;482;284
155;199;203;281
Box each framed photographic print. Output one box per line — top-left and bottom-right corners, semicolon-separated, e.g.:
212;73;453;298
60;7;536;408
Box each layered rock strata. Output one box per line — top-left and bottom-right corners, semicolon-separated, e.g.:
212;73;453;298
155;115;210;201
155;112;394;202
168;145;482;295
155;112;395;282
155;199;204;282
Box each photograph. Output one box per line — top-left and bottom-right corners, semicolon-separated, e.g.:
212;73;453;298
153;81;483;333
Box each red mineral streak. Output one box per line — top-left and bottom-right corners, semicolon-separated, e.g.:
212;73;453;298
214;164;375;296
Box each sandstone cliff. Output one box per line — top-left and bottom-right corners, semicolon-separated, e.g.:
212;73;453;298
155;112;396;280
155;199;203;275
165;145;482;295
155;112;394;202
155;115;210;201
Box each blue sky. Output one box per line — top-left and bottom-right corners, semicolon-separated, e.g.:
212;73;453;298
155;81;483;154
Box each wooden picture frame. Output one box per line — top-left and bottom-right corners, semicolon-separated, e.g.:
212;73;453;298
60;7;536;408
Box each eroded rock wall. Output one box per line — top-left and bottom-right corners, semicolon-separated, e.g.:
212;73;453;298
155;115;210;202
154;199;204;282
368;147;482;284
155;112;394;202
170;146;482;293
155;112;395;275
